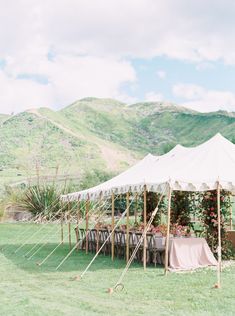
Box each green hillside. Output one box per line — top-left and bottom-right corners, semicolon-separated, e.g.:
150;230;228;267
0;97;235;190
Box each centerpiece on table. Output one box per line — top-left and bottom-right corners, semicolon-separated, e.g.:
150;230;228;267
170;223;191;237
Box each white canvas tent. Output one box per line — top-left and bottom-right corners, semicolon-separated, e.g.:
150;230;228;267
61;133;235;201
61;133;235;288
61;143;190;201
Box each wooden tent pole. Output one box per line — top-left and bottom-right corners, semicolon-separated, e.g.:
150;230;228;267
126;191;130;263
68;203;72;250
85;196;90;254
76;200;80;251
134;193;138;224
143;185;147;270
230;196;233;230
217;182;222;288
111;192;115;261
164;185;172;275
60;212;64;245
96;193;102;253
158;192;162;224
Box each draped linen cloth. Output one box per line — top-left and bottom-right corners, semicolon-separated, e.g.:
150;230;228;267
169;237;217;271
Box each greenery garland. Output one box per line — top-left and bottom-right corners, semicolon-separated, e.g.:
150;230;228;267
200;190;234;259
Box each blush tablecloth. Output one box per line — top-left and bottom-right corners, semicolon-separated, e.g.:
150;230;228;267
169;237;217;271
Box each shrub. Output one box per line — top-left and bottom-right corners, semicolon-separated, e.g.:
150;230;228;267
200;190;234;259
21;185;62;217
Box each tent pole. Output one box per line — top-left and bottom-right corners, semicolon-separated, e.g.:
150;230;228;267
134;193;138;224
111;192;115;261
230;196;233;230
60;212;64;245
85;196;90;254
68;203;72;250
156;192;161;224
126;192;130;263
143;185;147;270
216;182;222;288
164;185;172;275
76;200;80;251
96;193;102;253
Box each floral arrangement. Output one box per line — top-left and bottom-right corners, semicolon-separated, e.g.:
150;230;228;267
151;224;167;236
130;223;153;232
94;222;112;230
170;223;190;237
200;190;234;259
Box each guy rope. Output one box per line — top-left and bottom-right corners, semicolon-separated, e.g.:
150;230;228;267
109;184;167;294
55;195;120;270
76;194;135;280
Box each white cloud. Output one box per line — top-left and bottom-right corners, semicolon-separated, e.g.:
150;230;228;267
173;84;205;100
40;0;235;63
0;55;136;114
0;70;53;114
157;70;166;79
195;62;215;71
0;1;235;112
1;1;235;62
145;91;164;102
173;83;235;112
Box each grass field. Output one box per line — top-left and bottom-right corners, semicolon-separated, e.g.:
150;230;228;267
0;223;234;316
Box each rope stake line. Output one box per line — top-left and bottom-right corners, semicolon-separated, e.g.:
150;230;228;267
38;197;114;267
37;199;106;266
13;198;71;254
27;220;72;260
37;199;104;266
55;196;120;270
55;210;107;270
16;197;88;256
0;212;41;252
21;207;71;257
110;185;167;293
78;196;135;280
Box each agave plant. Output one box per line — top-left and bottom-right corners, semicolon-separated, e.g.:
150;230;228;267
21;184;62;217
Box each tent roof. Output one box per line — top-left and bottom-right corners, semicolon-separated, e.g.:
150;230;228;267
61;133;235;201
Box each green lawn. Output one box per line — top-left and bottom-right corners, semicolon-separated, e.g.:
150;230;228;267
0;223;234;316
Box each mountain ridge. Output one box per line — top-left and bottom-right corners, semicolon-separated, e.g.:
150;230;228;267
0;97;235;191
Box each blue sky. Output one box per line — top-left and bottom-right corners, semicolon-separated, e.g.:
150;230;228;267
124;57;235;106
0;0;235;114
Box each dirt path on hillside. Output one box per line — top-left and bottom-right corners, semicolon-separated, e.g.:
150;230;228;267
27;109;137;171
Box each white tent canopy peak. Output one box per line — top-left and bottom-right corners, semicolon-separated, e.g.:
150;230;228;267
61;133;235;201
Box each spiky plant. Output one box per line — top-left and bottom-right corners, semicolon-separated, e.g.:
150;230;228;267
21;185;62;217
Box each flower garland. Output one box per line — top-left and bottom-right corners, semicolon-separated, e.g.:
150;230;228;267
200;190;234;259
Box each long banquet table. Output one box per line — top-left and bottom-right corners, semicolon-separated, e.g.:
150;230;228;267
75;228;217;269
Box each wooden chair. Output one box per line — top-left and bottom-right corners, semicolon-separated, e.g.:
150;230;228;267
134;232;143;263
129;231;138;259
151;235;166;266
77;228;86;250
119;230;126;260
114;230;122;258
88;229;97;253
99;229;111;255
